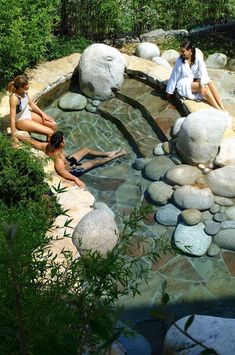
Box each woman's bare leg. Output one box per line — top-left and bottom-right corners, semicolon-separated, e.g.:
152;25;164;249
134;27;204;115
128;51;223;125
16;119;54;139
77;148;127;171
31;112;57;131
71;147;123;162
191;82;222;110
207;81;226;111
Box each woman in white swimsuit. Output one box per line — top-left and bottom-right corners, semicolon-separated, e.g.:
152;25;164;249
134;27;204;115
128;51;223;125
166;41;226;111
8;75;56;143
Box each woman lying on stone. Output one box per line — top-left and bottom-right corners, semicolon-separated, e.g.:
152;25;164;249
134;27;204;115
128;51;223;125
17;131;127;189
8;75;56;144
166;41;226;111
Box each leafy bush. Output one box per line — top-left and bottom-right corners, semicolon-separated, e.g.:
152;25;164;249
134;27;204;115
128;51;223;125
45;35;92;61
0;0;59;87
0;134;50;206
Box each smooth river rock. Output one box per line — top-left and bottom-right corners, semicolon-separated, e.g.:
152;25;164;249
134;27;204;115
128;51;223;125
165;165;202;186
181;209;202;225
214;229;235;251
144;156;175;181
155;203;182;226
173;185;214;210
174;222;211;256
205;166;235;197
72;209;119;256
147;181;174;205
58;92;87;111
164;315;235;354
225;206;235;220
176;109;227;165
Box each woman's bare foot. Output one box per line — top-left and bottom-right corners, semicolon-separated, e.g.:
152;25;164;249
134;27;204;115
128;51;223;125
114;148;128;158
106;147;123;157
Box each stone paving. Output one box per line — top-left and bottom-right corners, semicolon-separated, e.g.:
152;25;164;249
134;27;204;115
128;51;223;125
1;51;235;354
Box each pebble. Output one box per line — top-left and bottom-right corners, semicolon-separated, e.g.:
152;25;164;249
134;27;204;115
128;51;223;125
132;158;147;170
162;141;171;154
204;221;221;235
221;220;235;229
219;206;226;213
155;203;182;226
210;204;220;214
181;209;202;225
213;213;226;222
153;143;165;156
171;154;183;165
207;242;221;257
86;103;97;113
226;206;235;220
214;196;234;206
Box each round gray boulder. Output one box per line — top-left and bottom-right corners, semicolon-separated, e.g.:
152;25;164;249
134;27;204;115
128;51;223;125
155;203;182;226
78;43;126;100
176;109;227;165
135;42;160;60
205;53;227;69
58;92;87;111
72;210;118;255
164;314;235;354
181;209;202;225
144;156;175;181
214;229;235;251
147;181;174;205
152;56;172;69
173;185;214;210
165;165;202;186
205;166;235;197
174;222;211;256
161;49;178;66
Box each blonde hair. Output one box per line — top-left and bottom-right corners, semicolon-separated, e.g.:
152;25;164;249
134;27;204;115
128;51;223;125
7;75;28;94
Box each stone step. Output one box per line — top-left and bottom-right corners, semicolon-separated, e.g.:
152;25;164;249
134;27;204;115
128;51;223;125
99;96;160;158
116;77;181;140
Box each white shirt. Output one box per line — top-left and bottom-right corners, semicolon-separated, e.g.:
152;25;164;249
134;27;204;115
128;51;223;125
166;55;210;99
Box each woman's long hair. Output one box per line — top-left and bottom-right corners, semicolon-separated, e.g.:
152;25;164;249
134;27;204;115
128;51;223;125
180;41;196;65
7;75;28;94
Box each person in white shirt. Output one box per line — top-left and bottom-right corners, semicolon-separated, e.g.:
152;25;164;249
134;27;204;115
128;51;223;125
166;41;225;111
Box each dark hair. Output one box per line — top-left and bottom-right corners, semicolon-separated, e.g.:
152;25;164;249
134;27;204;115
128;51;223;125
180;41;196;65
7;75;28;93
49;131;64;149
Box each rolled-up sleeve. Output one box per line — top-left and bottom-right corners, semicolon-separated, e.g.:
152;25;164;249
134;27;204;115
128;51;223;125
166;57;181;94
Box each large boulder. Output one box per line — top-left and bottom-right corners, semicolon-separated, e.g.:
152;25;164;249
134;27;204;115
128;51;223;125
176;109;227;165
72;209;119;255
215;136;235;166
161;49;179;66
205;166;235;197
152;56;172;70
205;53;227;69
135;42;160;60
78;43;126;100
164;315;235;354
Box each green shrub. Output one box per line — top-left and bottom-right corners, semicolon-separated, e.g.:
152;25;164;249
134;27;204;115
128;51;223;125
45;35;92;61
0;134;51;206
0;0;59;87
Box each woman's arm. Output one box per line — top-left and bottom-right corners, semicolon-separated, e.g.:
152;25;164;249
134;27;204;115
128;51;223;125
28;97;55;123
166;57;181;95
9;95;19;143
54;156;86;189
